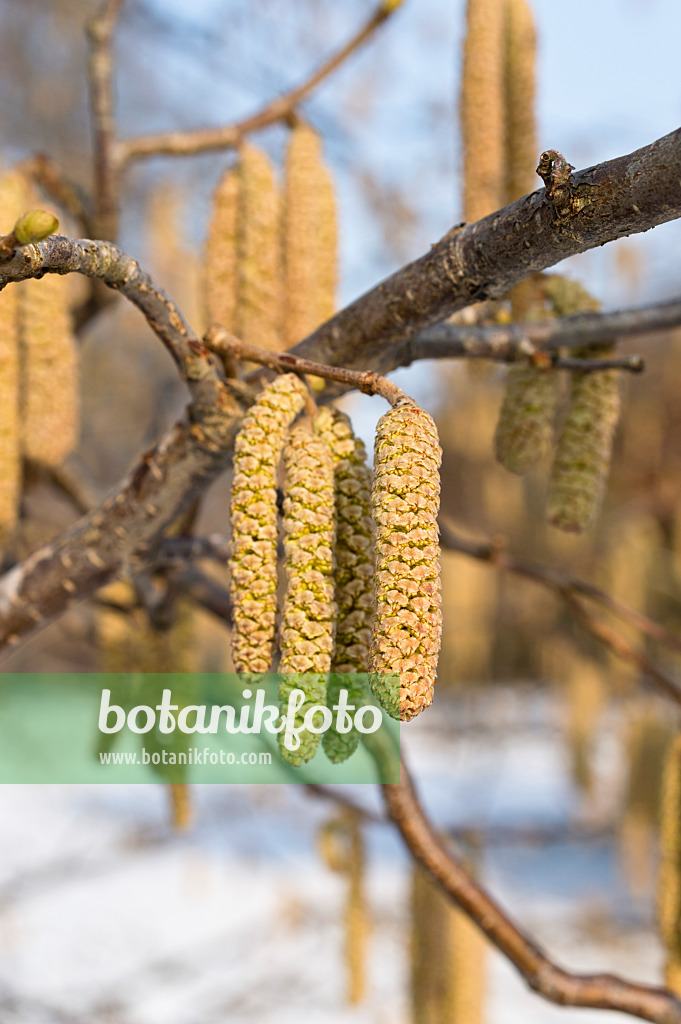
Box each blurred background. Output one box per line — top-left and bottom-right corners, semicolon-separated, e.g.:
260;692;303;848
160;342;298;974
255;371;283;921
0;0;681;1020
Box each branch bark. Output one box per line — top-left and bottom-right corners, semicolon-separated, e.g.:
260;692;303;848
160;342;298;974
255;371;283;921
118;0;402;163
383;759;681;1024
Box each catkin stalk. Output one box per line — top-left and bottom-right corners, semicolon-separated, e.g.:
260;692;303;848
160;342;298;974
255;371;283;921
547;356;621;532
229;373;309;674
283;124;338;346
279;426;337;765
460;0;505;222
370;401;442;721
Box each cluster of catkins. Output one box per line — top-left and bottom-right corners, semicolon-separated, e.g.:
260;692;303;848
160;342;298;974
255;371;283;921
0;167;79;550
229;373;442;765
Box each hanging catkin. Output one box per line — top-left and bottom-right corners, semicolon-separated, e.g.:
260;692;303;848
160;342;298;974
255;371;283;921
279;426;336;766
20;271;79;467
547;356;621;532
205;167;239;333
313;407;374;763
658;733;681;994
493;360;558;474
370;401;442;721
234;144;283;352
229;373;308;674
460;0;505;223
0;170;24;548
503;0;537;206
283;123;338;346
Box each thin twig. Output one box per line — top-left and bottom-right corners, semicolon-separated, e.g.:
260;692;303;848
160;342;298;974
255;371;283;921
439;518;681;706
206;325;411;406
118;0;402;163
383;757;681;1024
409;297;681;365
20;154;93;235
87;0;126;241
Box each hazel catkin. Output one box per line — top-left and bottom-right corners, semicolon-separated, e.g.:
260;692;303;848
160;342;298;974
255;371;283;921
494;360;558;474
229;373;308;674
370;401;442;721
547;357;621;533
658;733;681;993
278;426;337;766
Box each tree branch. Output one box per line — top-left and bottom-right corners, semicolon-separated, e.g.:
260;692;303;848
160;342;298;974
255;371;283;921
87;0;125;241
383;758;681;1024
284;128;681;375
0;235;221;408
439;518;681;706
20;154;93;236
118;0;403;164
408;297;681;366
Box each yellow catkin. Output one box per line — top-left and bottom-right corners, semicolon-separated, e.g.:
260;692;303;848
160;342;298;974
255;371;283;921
205;167;239;332
411;862;487;1024
19;271;79;467
547;357;621;532
658;734;681;991
314;406;375;763
279;427;336;766
235;144;283;352
493;360;558;474
229;373;309;674
0;169;24;548
370;402;442;721
283;123;338;347
503;0;537;206
318;812;369;1006
460;0;506;223
563;656;606;796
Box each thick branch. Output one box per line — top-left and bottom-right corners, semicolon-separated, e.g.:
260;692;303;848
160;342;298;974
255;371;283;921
439;518;681;706
285;128;681;375
87;0;125;241
0;235;221;408
118;0;402;163
383;760;681;1024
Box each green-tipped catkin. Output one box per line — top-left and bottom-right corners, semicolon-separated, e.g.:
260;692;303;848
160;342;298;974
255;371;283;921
543;274;602;317
659;734;681;993
0;169;27;548
229;373;309;674
278;427;336;765
283;123;338;347
460;0;505;222
494;361;558;474
205;167;239;332
235;144;283;352
20;271;79;467
313;407;374;763
370;402;442;721
503;0;537;205
547;358;621;532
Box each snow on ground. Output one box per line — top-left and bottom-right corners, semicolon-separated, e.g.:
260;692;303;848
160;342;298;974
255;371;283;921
0;691;664;1023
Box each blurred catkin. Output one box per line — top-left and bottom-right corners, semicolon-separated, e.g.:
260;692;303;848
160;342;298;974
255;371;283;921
205;167;239;332
503;0;537;206
229;373;308;674
370;402;442;721
20;271;79;467
494;360;558;474
658;733;681;992
460;0;505;222
235;144;283;352
0;169;24;547
547;357;621;532
411;861;487;1024
283;123;338;347
279;426;336;766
